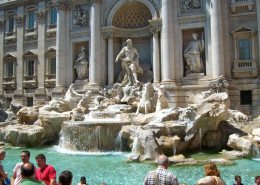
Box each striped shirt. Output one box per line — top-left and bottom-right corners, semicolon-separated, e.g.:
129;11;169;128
143;166;179;185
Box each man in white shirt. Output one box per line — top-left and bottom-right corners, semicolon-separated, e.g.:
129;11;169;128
11;151;31;185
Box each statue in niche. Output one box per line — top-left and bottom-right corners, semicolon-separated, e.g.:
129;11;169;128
115;39;143;86
74;46;89;80
73;7;88;26
184;32;204;75
182;0;201;10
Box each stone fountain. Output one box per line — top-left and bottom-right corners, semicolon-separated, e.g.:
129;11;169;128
0;41;259;162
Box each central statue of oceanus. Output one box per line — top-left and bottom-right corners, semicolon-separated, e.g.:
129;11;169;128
115;39;143;86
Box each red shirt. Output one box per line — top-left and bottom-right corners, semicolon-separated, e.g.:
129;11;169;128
35;165;56;185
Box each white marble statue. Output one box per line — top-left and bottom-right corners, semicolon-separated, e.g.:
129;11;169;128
156;85;170;112
74;46;88;80
184;32;204;74
115;39;143;86
136;82;157;114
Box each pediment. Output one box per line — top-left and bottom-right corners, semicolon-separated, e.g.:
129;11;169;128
231;26;255;34
4;52;16;58
24;49;38;56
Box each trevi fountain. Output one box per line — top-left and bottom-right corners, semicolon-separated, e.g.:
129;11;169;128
0;38;259;184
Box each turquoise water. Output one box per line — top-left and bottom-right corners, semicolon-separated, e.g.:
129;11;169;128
2;146;260;185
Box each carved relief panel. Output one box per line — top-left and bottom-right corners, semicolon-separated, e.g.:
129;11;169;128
180;0;203;14
72;5;89;28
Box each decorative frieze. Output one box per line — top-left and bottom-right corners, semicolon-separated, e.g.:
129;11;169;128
16;15;24;26
73;6;89;27
180;0;203;14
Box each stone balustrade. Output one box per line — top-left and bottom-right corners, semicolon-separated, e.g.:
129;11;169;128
230;0;254;13
233;59;258;78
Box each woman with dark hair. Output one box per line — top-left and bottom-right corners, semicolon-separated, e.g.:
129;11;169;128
196;163;226;185
77;176;87;185
58;171;73;185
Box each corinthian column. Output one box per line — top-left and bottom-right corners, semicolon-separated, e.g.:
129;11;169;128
161;0;175;82
210;0;225;77
55;0;70;88
89;0;102;85
151;29;160;83
0;17;4;93
107;35;114;85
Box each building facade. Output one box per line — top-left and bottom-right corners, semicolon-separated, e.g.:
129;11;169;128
0;0;259;117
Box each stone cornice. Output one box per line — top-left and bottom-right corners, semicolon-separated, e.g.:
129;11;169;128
101;25;151;38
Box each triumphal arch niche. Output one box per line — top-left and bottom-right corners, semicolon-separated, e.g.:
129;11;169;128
103;0;160;86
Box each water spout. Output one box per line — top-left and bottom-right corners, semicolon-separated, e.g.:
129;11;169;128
131;137;139;156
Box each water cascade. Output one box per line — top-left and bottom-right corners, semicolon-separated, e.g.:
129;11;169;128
253;144;260;161
60;111;131;151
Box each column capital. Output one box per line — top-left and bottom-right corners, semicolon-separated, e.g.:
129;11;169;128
0;19;5;29
53;0;72;11
16;15;24;26
149;19;161;34
37;10;46;23
103;32;113;39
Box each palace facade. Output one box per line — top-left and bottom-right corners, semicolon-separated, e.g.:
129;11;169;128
0;0;259;117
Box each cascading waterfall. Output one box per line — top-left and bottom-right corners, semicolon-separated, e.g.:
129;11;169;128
131;137;140;156
59;110;131;152
253;144;260;160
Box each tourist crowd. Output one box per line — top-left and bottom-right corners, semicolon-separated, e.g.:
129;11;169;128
0;149;259;185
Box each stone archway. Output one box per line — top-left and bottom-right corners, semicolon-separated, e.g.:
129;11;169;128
110;2;153;84
112;2;152;29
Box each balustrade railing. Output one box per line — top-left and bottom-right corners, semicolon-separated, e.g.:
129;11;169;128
233;60;257;78
230;0;254;12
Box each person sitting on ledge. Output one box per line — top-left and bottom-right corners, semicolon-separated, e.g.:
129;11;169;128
196;163;226;185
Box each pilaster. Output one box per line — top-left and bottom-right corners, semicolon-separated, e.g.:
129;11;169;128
0;14;4;94
37;6;46;90
256;0;260;66
55;0;71;88
107;35;114;86
16;9;24;92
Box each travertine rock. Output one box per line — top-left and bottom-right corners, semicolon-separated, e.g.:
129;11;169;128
227;134;253;156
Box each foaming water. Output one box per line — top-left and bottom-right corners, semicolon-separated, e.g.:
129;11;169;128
53;145;127;156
